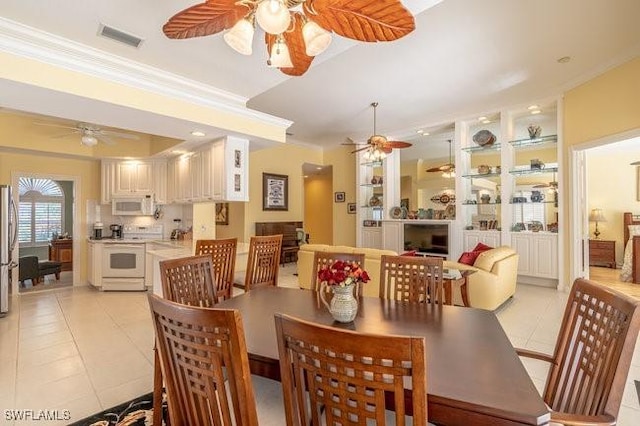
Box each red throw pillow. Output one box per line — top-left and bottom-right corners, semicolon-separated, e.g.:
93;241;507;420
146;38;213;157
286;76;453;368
401;250;417;257
458;251;481;265
473;242;493;253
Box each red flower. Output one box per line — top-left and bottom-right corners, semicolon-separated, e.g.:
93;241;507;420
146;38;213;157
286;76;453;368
317;259;370;287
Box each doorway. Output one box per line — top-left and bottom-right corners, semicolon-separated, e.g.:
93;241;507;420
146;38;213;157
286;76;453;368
302;163;333;245
12;172;80;293
569;128;640;287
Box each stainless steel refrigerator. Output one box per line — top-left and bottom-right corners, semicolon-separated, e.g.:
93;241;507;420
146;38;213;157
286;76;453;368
1;185;18;316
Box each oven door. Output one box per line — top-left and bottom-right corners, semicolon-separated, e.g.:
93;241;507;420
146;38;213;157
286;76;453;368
101;244;145;278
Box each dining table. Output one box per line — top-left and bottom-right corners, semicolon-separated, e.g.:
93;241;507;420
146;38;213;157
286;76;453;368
217;286;550;426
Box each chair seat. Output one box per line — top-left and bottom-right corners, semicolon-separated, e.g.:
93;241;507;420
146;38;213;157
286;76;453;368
39;260;62;273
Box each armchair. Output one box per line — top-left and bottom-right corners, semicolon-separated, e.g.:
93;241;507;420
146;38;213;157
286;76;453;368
444;246;519;310
18;256;39;286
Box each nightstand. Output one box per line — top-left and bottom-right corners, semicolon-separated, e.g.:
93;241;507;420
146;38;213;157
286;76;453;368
589;239;616;268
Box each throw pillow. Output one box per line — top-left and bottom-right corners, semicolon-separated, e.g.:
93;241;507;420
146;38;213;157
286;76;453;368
458;251;481;265
473;242;493;252
401;250;417;257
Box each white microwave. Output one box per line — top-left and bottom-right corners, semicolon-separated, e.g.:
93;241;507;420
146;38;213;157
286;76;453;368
112;196;154;216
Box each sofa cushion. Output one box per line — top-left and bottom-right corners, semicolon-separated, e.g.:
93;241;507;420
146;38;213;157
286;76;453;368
473;242;493;252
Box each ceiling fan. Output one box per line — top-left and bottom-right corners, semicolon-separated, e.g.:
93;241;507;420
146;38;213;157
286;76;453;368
162;0;415;76
426;139;455;177
33;122;139;147
343;102;412;160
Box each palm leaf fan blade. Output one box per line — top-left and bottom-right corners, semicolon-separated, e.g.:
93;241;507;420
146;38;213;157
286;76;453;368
163;1;249;39
280;13;314;76
303;0;415;42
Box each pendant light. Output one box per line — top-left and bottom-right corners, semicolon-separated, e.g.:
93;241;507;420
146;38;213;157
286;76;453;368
255;0;291;35
268;35;293;68
302;20;332;56
223;15;255;55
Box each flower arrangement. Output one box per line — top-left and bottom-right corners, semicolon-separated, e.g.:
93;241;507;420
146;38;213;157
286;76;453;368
317;260;370;287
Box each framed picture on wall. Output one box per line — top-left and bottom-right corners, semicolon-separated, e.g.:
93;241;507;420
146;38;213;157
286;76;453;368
216;203;229;225
347;203;356;214
335;192;345;203
263;173;288;211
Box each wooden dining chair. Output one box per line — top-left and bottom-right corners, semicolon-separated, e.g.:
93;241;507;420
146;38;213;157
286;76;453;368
275;312;428;426
195;237;237;302
311;251;366;296
243;234;283;291
153;254;219;426
148;294;259;426
379;255;446;305
516;278;640;425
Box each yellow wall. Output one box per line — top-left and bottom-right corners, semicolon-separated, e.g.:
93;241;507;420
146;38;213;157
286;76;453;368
304;174;333;245
586;149;640;265
215;202;246;240
0;151;101;285
245;144;323;241
564;56;640;284
324;146;357;246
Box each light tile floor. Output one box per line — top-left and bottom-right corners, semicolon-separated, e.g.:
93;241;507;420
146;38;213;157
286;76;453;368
0;265;638;425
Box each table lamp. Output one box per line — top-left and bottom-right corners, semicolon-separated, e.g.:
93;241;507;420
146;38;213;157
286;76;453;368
589;208;606;239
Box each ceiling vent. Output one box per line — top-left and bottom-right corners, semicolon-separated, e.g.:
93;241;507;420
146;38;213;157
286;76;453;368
98;24;144;48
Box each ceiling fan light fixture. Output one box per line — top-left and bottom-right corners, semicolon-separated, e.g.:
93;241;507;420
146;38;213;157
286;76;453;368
256;0;291;35
268;36;293;68
81;135;98;147
223;16;255;55
302;20;332;56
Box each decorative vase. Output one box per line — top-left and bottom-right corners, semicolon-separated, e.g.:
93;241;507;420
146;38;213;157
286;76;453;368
527;124;542;139
320;283;358;323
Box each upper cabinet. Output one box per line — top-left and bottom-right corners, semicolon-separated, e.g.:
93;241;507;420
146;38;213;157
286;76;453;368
101;159;166;204
167;136;249;204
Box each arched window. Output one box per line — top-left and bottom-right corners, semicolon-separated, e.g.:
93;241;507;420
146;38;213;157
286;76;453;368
18;178;65;245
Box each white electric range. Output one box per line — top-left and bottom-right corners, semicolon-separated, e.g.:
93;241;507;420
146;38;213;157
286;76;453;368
100;225;163;291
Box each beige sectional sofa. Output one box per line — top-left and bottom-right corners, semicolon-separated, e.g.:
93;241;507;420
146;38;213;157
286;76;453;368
298;244;519;311
297;244;397;297
444;246;519;311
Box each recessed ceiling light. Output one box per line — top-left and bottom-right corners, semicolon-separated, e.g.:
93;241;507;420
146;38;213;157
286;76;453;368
316;166;323;170
423;132;430;136
303;175;309;178
530;110;542;115
417;129;424;134
527;105;539;110
557;56;571;64
191;131;206;137
172;150;187;155
482;119;491;124
478;116;487;121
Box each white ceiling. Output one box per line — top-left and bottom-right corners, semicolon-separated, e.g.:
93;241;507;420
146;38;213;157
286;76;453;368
1;0;639;157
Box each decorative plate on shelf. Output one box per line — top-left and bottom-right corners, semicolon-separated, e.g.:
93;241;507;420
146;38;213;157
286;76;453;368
472;130;496;147
390;206;403;219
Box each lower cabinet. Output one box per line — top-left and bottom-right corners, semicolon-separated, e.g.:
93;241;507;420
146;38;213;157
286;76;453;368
381;221;403;253
49;239;73;271
361;228;382;249
511;232;558;284
463;230;501;252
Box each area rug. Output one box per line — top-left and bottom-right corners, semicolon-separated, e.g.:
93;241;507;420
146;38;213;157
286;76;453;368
69;392;166;426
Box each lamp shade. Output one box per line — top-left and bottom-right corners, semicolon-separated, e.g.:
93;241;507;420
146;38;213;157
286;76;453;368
256;0;291;35
589;208;606;222
223;18;255;55
302;20;332;56
268;38;293;68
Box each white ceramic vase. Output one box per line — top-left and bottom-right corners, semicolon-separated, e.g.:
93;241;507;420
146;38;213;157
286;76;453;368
320;283;358;323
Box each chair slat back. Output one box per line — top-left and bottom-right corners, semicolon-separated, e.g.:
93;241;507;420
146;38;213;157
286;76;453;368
159;255;217;306
545;278;640;418
244;234;282;290
311;251;366;297
195;238;237;302
275;313;427;426
379;255;446;305
148;294;259;426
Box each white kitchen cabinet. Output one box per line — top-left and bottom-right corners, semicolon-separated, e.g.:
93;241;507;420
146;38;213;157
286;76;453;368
113;161;153;195
200;147;213;200
463;230;501;251
153;161;168;204
382;221;403;253
190;151;203;201
101;161;113;204
166;158;177;203
87;241;102;287
362;228;382;249
511;232;558;284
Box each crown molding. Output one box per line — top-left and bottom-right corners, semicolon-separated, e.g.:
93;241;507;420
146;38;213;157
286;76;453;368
0;17;293;129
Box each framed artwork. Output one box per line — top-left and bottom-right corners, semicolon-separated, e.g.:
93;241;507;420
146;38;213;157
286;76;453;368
215;203;229;225
335;192;345;203
347;203;356;214
263;173;288;211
